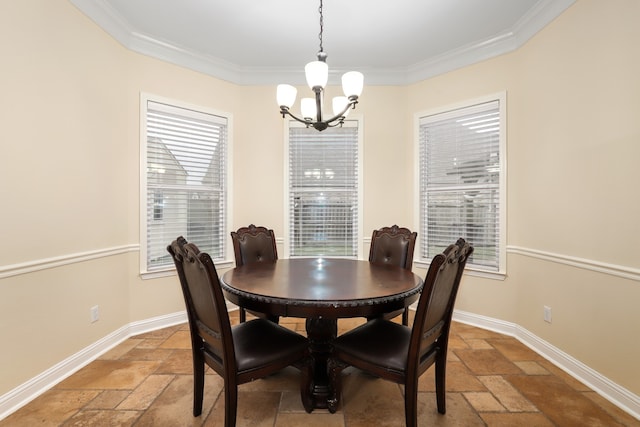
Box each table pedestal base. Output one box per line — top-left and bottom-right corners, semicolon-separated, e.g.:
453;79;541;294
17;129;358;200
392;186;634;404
303;317;338;412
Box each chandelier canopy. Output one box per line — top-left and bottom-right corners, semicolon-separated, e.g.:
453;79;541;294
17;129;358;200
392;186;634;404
277;0;364;131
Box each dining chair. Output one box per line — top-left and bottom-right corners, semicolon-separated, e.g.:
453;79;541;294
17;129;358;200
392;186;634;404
230;224;279;323
327;238;473;427
368;225;417;325
167;237;311;425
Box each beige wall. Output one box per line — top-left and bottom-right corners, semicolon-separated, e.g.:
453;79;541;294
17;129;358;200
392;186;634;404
1;0;638;408
407;0;640;393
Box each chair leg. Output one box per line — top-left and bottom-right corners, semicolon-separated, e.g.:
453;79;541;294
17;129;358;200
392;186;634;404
239;307;246;323
402;309;409;326
435;352;447;414
192;350;205;416
404;377;418;427
224;383;238;427
327;358;348;413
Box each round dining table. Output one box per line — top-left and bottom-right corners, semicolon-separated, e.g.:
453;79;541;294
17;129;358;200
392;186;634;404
220;257;424;412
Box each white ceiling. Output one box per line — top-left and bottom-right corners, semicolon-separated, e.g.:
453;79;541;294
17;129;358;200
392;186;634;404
69;0;574;86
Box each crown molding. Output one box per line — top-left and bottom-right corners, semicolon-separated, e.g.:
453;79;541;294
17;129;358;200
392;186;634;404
69;0;574;86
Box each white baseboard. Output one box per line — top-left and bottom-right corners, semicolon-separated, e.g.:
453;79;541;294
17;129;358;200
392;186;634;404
0;311;186;421
2;309;638;422
452;309;640;421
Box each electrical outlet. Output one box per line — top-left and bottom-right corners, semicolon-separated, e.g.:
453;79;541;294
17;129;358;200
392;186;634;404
543;305;552;323
90;305;100;323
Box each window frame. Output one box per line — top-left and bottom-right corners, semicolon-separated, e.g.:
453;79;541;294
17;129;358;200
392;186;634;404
284;117;364;259
139;93;233;278
414;92;507;278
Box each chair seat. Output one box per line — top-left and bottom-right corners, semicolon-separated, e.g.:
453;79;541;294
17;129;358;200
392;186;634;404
233;319;309;372
328;239;473;425
332;318;410;372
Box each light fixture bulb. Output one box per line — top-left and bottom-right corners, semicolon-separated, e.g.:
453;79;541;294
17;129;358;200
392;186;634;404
342;71;364;98
305;60;329;89
277;84;297;108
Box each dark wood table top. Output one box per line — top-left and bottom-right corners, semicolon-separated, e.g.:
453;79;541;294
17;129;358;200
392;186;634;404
220;258;423;319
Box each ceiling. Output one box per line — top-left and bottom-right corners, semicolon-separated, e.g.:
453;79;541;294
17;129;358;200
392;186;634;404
69;0;574;86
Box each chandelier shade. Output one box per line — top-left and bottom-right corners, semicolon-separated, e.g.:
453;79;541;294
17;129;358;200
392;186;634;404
277;84;297;109
305;61;329;89
342;71;364;98
277;0;363;132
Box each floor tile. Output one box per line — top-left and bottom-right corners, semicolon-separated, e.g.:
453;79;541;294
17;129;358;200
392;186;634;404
480;412;556;426
154;349;194;375
116;374;174;410
275;412;346;427
536;359;593;392
55;360;161;390
204;390;281;426
158;330;192;349
340;372;405;426
0;389;100;426
61;409;140;426
418;392;486;426
455;348;523;376
418;360;487;392
487;338;545;361
513;360;551;376
84;390;130;410
135;374;221;427
3;318;638;427
506;374;625;426
463;391;506;412
582;391;640;427
478;375;537;412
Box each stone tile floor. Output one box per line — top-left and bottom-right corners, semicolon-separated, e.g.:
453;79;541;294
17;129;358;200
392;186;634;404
2;312;638;426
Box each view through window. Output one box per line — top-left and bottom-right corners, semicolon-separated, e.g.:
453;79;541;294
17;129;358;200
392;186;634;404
142;97;228;272
287;121;361;258
418;96;505;272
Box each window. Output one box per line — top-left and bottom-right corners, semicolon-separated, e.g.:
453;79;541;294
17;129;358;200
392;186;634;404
141;95;229;274
286;120;362;258
417;94;506;274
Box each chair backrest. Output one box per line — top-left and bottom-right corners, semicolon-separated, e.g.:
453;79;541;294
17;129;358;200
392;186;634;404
409;238;473;373
167;237;235;376
231;224;278;267
368;225;417;270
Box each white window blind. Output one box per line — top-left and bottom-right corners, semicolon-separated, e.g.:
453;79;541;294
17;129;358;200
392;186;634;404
143;99;227;272
288;123;359;257
419;99;504;272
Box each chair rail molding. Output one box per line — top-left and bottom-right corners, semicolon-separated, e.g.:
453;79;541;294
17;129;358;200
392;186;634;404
0;244;139;279
507;245;640;282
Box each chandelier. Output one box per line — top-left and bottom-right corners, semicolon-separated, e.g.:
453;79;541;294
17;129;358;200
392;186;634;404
277;0;364;132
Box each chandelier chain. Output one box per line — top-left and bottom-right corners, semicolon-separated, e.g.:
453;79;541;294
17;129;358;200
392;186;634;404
318;0;324;53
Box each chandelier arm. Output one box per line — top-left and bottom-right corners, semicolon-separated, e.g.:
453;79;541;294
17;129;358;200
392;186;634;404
325;119;345;128
280;96;358;131
280;108;313;126
319;98;359;125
